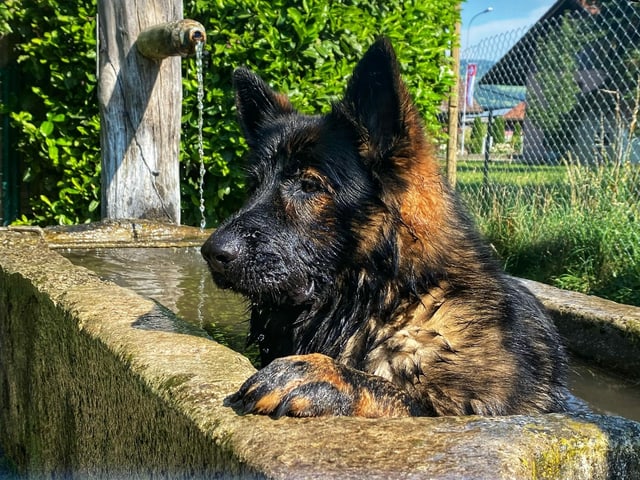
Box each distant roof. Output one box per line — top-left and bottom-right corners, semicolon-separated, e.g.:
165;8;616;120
475;84;526;110
480;0;599;86
503;101;526;121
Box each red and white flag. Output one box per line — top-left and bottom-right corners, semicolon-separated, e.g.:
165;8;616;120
465;63;478;108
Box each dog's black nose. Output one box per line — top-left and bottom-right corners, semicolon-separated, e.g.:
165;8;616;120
201;230;242;273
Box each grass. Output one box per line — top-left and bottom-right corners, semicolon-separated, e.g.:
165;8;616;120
454;159;640;306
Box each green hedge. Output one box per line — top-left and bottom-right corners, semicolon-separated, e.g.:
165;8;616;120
1;0;100;225
2;0;458;226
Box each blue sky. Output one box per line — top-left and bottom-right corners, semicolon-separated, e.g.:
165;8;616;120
461;0;556;50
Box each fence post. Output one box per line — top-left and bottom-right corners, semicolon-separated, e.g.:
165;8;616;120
445;10;461;188
97;0;183;224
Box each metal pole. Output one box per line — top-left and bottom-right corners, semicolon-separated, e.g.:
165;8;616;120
460;7;493;156
484;109;493;187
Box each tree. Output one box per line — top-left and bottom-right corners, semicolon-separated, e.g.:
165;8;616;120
512;122;523;154
490;116;506;144
468;117;487;154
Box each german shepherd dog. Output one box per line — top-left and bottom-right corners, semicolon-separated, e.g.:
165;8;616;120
201;38;571;417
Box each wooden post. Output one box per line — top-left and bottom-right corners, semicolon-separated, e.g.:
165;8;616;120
445;6;462;188
97;0;183;224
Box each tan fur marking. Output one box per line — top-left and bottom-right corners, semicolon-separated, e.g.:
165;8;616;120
354;211;391;260
354;387;411;418
289;353;351;392
399;152;449;264
285;396;313;416
254;389;287;413
395;89;452;268
274;92;294;112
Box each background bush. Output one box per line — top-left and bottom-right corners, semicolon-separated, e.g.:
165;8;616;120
1;0;100;225
490;115;505;144
1;0;458;226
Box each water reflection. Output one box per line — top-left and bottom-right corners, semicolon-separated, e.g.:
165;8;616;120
569;357;640;421
62;247;251;356
61;247;640;421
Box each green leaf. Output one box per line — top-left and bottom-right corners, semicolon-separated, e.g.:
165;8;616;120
47;142;59;163
40;195;54;208
39;120;54;137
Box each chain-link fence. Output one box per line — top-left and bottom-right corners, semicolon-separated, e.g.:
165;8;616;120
445;0;640;305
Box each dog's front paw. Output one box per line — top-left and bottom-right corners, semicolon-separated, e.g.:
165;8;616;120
224;353;353;417
224;353;418;418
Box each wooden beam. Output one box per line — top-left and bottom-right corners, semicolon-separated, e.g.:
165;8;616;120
446;4;462;188
97;0;183;223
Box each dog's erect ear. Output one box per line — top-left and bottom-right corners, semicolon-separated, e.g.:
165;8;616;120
337;38;417;163
233;68;295;144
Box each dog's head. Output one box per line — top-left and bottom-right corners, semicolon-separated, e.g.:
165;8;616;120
201;38;445;310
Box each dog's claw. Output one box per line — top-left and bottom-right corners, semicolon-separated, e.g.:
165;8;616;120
223;391;248;412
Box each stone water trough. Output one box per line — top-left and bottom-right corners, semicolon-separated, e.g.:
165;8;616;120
1;221;640;479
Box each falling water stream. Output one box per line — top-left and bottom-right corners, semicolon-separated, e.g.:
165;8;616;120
195;40;207;231
192;39;210;338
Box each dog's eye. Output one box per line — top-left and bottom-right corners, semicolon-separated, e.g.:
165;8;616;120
299;176;325;194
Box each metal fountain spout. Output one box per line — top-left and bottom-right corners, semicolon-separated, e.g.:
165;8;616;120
136;19;206;60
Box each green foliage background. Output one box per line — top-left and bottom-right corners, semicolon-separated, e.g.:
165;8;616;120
1;0;100;225
1;0;458;226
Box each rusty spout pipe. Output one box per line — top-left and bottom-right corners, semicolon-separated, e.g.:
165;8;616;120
136;19;206;60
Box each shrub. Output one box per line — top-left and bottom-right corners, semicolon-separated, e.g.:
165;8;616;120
2;0;458;226
467;116;486;154
490;115;506;144
2;0;101;225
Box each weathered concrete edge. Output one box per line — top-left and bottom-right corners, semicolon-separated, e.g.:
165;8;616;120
25;219;640;379
1;229;640;479
0;230;262;478
4;219;212;249
518;278;640;379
